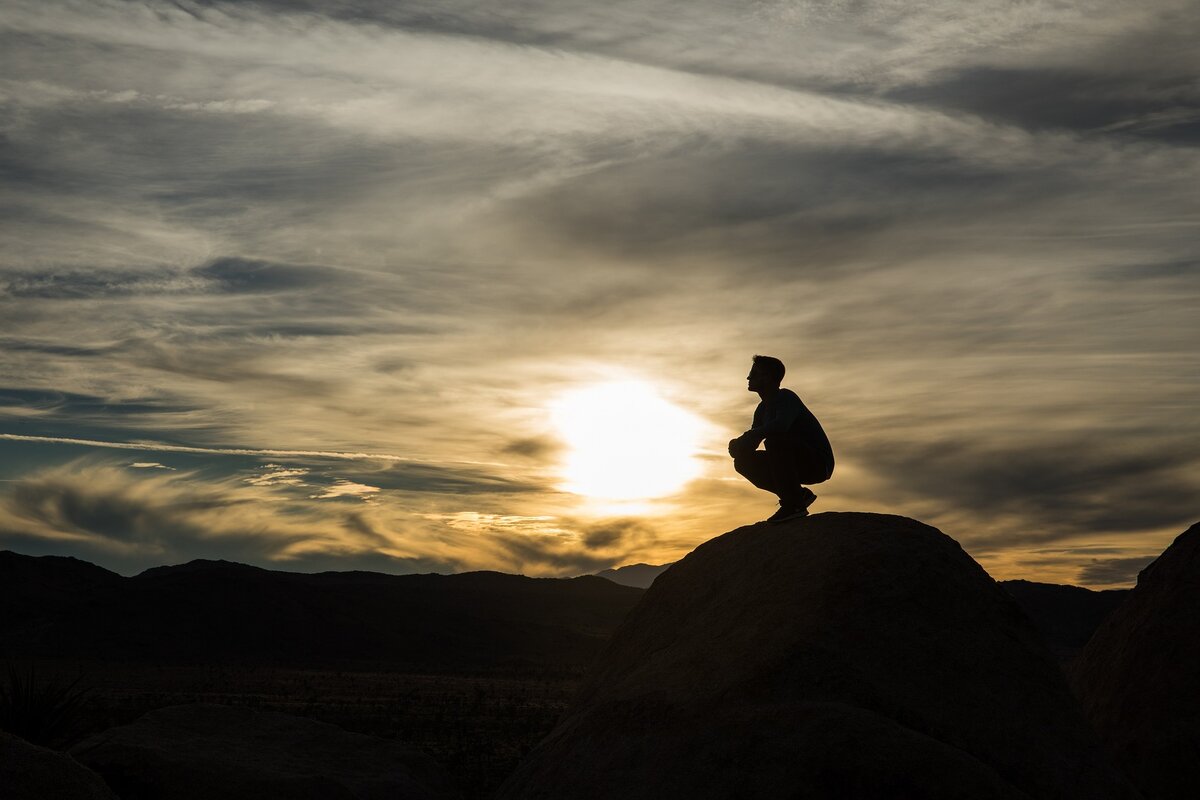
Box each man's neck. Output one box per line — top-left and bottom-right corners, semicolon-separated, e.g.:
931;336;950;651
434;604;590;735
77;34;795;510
756;386;781;401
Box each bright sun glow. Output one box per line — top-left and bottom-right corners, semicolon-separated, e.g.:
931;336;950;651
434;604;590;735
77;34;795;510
550;380;704;501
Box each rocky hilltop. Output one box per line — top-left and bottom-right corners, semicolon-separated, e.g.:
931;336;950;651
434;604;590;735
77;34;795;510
500;512;1137;799
1073;522;1200;800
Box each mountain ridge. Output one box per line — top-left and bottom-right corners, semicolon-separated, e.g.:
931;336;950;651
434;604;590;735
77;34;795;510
1;550;1131;667
593;562;672;588
0;550;642;673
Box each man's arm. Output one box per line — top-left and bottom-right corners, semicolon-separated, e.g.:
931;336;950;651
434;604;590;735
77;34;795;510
728;436;754;458
728;392;803;458
741;391;803;446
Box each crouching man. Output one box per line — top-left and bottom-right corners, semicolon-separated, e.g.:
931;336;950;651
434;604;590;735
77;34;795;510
728;355;834;523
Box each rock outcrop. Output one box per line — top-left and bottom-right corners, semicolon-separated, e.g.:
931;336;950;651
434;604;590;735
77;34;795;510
1072;522;1200;800
0;731;117;800
71;703;458;800
500;512;1137;799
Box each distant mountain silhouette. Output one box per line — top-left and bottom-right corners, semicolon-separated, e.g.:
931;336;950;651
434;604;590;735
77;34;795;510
1000;579;1129;661
0;551;641;673
136;558;266;578
593;562;672;589
500;513;1138;799
0;551;121;615
1072;522;1200;800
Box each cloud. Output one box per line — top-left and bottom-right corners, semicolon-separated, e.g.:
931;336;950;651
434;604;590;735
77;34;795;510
1077;555;1159;587
368;462;544;495
887;66;1200;144
245;466;309;486
850;434;1200;547
434;512;564;535
0;433;494;468
0;460;313;565
500;436;562;460
310;480;380;500
0;389;195;420
581;519;657;550
1096;258;1200;282
0;459;658;577
0;267;199;299
0;458;466;574
191;257;341;294
424;512;664;573
0;257;340;300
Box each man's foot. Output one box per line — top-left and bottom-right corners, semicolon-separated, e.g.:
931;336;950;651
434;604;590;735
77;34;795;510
797;486;817;510
766;488;817;524
767;504;808;524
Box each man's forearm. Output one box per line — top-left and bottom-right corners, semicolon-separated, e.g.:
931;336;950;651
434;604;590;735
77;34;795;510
740;429;766;448
729;434;758;457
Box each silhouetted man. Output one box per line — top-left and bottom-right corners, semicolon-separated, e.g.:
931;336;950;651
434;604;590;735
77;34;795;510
728;355;834;523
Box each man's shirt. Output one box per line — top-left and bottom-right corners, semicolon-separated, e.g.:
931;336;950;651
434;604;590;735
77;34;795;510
746;388;834;471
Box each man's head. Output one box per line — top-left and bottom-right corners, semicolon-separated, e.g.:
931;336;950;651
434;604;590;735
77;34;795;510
747;354;785;393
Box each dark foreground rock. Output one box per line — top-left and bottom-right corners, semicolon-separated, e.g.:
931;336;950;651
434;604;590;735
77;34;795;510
71;703;458;800
0;731;117;800
499;512;1137;800
1072;522;1200;800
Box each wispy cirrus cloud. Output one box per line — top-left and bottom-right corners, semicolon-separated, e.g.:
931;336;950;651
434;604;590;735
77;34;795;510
1077;555;1160;587
0;459;678;576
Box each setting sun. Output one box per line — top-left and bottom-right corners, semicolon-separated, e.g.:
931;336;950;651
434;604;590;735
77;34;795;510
550;380;705;501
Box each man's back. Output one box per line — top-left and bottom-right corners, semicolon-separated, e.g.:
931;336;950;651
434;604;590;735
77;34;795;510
752;388;834;476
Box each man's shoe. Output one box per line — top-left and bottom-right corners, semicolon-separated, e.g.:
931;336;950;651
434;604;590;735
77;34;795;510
767;504;807;524
767;488;817;524
797;487;817;510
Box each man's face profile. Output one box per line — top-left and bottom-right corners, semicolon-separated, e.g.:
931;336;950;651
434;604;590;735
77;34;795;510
747;363;767;393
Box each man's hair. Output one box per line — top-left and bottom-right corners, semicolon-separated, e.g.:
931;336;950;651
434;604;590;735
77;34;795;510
752;354;786;385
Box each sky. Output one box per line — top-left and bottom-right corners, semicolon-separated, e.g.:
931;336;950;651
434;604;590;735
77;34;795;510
1;0;1198;587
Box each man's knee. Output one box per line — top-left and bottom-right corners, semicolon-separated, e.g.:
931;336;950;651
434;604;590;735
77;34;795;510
732;454;754;477
733;451;771;486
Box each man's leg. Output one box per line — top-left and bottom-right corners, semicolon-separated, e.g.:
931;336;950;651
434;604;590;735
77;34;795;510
732;450;780;496
763;434;806;507
792;439;833;486
737;444;813;523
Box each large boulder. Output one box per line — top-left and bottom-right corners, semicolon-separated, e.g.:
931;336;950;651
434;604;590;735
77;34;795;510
0;731;117;800
499;512;1137;799
71;703;458;799
1072;522;1200;799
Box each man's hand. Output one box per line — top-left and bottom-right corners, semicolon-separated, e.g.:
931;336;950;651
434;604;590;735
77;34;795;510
728;436;750;459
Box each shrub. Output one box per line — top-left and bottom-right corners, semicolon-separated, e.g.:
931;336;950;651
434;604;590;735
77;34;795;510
0;662;93;748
